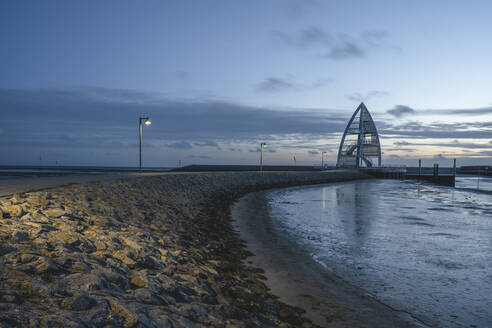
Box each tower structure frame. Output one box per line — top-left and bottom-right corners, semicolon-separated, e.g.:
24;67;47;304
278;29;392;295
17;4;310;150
337;102;381;168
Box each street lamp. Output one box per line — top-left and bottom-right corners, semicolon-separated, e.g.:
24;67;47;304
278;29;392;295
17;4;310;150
321;151;327;169
139;116;151;170
260;142;267;172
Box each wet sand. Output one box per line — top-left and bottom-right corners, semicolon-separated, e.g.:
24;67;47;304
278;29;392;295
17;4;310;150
232;190;428;328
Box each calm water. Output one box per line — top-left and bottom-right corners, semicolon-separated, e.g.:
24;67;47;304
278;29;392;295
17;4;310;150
266;179;492;328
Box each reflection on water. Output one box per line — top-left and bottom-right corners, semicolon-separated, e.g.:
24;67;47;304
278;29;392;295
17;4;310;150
267;179;492;328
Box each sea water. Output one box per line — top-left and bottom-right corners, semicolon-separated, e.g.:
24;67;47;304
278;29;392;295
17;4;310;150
266;178;492;328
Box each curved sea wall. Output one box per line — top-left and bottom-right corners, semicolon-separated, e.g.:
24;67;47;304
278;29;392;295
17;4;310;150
0;171;366;327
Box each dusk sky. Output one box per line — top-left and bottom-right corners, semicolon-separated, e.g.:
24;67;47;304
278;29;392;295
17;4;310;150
1;0;492;167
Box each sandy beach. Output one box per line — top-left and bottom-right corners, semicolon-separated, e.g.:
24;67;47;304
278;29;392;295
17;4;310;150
0;170;366;327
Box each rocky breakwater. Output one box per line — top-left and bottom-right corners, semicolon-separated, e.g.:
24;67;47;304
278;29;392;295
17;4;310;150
0;171;365;327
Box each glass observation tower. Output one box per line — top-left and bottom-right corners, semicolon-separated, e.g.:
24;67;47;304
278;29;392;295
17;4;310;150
337;102;381;168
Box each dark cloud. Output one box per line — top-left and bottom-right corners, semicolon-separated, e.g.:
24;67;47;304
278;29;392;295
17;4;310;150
255;77;294;93
285;0;319;19
273;27;392;61
0;87;352;164
188;155;211;159
381;120;492;139
57;134;75;143
228;148;243;152
386;104;492;117
387;105;416;118
308;150;319;155
324;41;365;60
436;107;492;115
394;141;411;146
386;148;416;152
166;141;193;150
175;70;190;82
272;26;331;48
393;140;492;150
433;154;448;160
255;76;332;93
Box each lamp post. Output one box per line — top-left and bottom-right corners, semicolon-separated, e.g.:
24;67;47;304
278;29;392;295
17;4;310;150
139;116;151;170
321;151;327;169
260;142;267;172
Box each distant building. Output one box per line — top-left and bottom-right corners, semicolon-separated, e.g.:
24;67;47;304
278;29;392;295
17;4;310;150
337;102;381;168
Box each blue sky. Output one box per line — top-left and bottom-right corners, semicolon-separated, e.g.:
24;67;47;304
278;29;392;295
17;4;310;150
1;0;491;167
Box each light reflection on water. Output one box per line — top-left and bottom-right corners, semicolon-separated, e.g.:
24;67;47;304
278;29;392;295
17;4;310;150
267;179;492;328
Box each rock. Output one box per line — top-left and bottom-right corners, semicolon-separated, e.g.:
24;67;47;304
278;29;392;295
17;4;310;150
121;236;143;251
105;297;139;327
42;208;66;218
2;205;24;217
130;275;148;288
11;231;29;242
0;294;20;304
34;257;59;274
63;273;107;291
0;172;337;327
61;293;96;311
147;310;175;328
0;246;17;256
112;250;137;269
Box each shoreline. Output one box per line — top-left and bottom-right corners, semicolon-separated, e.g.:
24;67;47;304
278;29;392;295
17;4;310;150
0;170;366;327
232;186;427;328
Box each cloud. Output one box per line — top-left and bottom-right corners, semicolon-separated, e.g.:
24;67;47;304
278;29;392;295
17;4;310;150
387;105;416;118
346;90;389;102
308;150;319;155
228;148;243;152
255;75;332;93
193;140;220;149
57;134;75;143
387;148;415;152
255;77;294;93
165;141;193;150
273;27;392;61
393;140;492;150
433;154;447;160
394;141;411;146
381;120;492;139
386;104;492;117
285;0;319;19
272;26;331;48
175;70;190;82
188;154;211;159
324;41;365;60
249;147;276;153
0;87;348;144
0;86;357;165
437;107;492;115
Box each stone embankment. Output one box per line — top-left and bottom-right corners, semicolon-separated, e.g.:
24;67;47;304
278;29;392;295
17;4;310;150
0;171;365;327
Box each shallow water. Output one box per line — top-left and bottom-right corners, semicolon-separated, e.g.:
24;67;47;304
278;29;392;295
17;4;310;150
266;179;492;328
456;174;492;192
